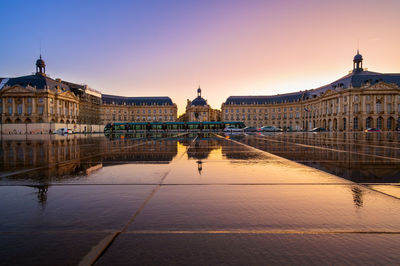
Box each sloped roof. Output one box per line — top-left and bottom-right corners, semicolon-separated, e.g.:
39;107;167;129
102;94;174;106
225;69;400;105
225;91;305;105
0;74;70;91
306;70;400;98
191;96;207;106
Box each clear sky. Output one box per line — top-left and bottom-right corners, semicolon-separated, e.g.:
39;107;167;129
1;0;400;115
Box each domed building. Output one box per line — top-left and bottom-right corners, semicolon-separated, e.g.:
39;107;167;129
183;87;221;122
222;51;400;131
0;55;177;134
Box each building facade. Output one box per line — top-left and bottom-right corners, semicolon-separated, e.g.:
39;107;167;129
182;87;221;122
100;94;177;124
0;56;178;133
222;52;400;131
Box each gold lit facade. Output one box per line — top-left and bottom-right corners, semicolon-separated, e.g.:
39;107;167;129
182;87;221;122
222;52;400;131
0;56;177;133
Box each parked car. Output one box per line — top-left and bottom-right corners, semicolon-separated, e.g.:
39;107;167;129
54;128;73;134
243;126;258;132
223;126;243;133
260;126;282;132
364;128;381;132
310;127;327;132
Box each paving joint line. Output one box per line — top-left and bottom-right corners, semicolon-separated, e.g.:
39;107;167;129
248;134;400;162
83;136;196;266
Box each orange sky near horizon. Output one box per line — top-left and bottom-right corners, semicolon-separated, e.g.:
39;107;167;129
1;0;400;115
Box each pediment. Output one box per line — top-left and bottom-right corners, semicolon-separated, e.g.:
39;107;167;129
0;85;35;95
57;91;79;101
367;82;400;91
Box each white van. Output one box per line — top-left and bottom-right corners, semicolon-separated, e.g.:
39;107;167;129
54;128;69;134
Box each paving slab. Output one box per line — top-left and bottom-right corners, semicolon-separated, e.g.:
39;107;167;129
97;233;400;266
0;185;155;232
127;185;400;232
0;232;111;266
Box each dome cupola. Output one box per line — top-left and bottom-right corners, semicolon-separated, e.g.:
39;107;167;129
353;50;363;72
36;55;46;76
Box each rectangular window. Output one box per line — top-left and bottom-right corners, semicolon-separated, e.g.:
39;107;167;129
8;98;12;103
366;95;371;101
38;106;44;115
17;104;22;114
354;104;358;113
376;102;382;113
27;106;32;115
387;103;392;113
366;104;371;113
8;106;12;115
27;98;32;103
38;98;43;103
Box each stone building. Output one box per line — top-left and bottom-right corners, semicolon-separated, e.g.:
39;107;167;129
100;94;177;124
222;51;400;131
61;81;102;125
0;56;81;133
182;87;221;122
0;56;178;133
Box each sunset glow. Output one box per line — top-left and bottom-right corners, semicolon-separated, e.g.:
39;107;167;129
1;0;400;114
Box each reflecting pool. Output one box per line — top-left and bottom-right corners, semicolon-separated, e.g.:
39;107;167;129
1;133;400;265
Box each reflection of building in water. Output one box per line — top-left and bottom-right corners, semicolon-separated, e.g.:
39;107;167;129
197;160;203;174
238;133;400;182
29;185;49;208
185;134;221;160
0;135;102;180
100;138;178;163
1;136;80;169
351;186;364;208
1;135;180;182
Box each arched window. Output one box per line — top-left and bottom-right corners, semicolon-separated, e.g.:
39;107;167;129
377;117;383;129
353;117;358;130
366;117;373;128
343;118;347;130
387;117;394;130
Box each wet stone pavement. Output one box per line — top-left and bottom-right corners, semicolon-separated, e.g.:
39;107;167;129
0;132;400;265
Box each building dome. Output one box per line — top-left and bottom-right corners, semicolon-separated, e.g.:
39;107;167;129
36;55;46;68
191;96;207;106
354;52;363;62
